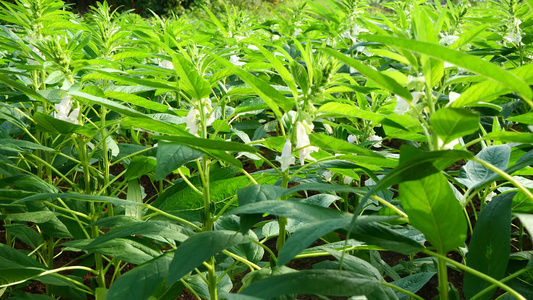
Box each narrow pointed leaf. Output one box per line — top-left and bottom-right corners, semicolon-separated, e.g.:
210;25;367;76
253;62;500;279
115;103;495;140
321;48;412;101
361;35;533;100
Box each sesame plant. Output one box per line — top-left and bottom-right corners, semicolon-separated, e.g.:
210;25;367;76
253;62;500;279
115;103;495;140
0;0;532;299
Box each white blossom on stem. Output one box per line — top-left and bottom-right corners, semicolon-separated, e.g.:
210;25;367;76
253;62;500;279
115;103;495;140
185;107;200;136
449;92;460;103
322;170;333;181
368;135;382;148
437;137;460;150
347;135;357;144
276;139;296;171
295;121;318;165
229;55;245;66
394;92;425;115
343;176;353;185
54;96;79;125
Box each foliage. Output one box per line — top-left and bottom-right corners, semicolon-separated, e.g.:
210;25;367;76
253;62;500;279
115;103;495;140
0;0;532;299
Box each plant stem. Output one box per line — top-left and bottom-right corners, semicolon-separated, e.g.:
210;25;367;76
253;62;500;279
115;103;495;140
437;251;449;300
422;249;526;300
277;170;289;252
471;266;531;300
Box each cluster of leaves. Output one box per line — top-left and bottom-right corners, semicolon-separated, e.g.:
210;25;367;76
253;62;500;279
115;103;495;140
0;0;533;299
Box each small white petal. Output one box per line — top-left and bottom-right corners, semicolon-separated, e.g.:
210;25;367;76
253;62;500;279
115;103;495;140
323;170;333;181
276;139;295;171
449;92;460;103
229;55;245;66
343;176;353;185
185;108;200;136
368;135;382;148
347;135;357;144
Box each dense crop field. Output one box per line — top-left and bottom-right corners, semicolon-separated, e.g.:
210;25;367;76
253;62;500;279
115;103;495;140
0;0;532;299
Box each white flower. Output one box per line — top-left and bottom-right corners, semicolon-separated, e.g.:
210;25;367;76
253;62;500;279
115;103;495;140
449;92;460;103
437;137;460;150
343;176;353;185
272;34;280;41
295;121;318;165
439;35;459;46
368;135;382;148
276;139;296;171
185;107;200;136
394;92;424;115
158;59;174;70
201;98;216;126
485;191;496;202
293;28;302;37
347;135;357;144
229;55;245;67
528;125;533;132
248;45;259;51
323;170;333;181
54;96;79;125
235;35;245;42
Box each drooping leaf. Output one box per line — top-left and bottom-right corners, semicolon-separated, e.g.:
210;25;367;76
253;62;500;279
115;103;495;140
464;192;514;300
107;253;173;300
166;231;252;284
155;141;204;181
240;269;380;298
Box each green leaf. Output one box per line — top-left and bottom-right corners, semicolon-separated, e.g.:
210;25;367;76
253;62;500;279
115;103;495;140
168;54;211;100
124;156;157;181
277;216;395;266
321;48;412;101
64;238;159;265
240;269;380;298
309;133;382;157
431;108;479;145
206;51;290;117
349;222;425;255
237;185;286;232
44;71;65;85
254;43;298;98
482;132;533;144
400;172;467;253
155;141;204;181
277;217;353;266
361;35;533;101
33;112;91;136
121;117;188;136
70;91;148;119
228;200;349;223
464;192;513;300
457;145;511;189
4;224;43;249
87;221;191;248
451;64;533;107
290;60;309;95
104;91;170;113
508;112;533;125
0;211;59;223
15;193;139;207
391;272;436;300
166;231;252;284
153;136;258;153
107;253;173;300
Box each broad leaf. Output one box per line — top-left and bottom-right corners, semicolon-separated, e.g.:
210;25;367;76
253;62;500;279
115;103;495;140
456;145;511;189
431;108;479;145
400;172;467;253
155;141;204;181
